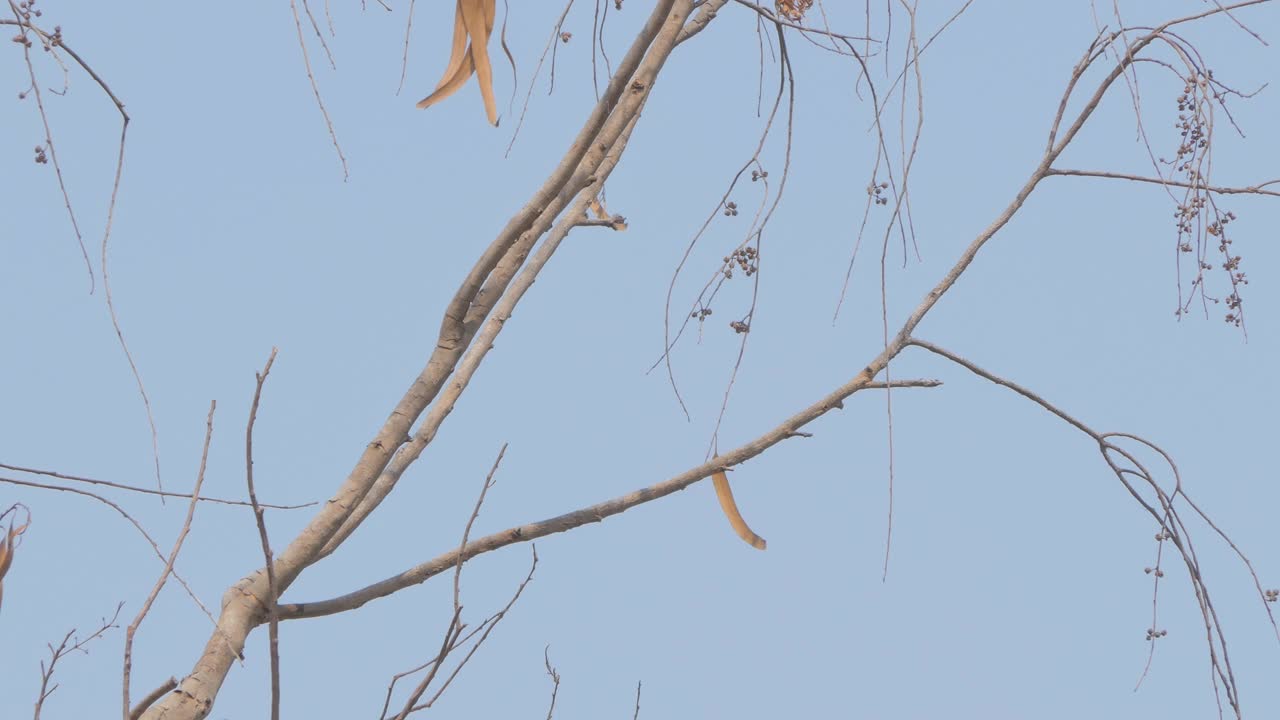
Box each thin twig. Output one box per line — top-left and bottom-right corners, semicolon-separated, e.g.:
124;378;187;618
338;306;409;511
390;443;509;719
288;0;349;178
246;349;282;720
0;463;313;509
123;402;216;720
4;9;93;290
0;476;218;625
1047;168;1280;197
504;0;577;157
404;549;539;716
3;14;160;502
34;604;123;720
543;647;561;720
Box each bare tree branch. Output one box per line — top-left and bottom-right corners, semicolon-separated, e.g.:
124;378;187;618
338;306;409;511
1047;167;1280;197
387;445;517;719
906;336;1274;718
245;350;282;720
123;402;216;720
136;3;699;709
34;604;123;720
0;463;313;509
542;647;561;720
132;3;1274;717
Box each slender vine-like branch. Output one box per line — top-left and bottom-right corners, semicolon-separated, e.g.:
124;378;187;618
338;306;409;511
906;336;1273;719
1046;168;1280;197
542;647;561;720
245;350;282;720
0;462;312;509
123;402;216;720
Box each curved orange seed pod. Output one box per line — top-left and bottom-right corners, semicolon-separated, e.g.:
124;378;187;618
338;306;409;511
0;515;31;613
417;0;498;125
712;469;767;550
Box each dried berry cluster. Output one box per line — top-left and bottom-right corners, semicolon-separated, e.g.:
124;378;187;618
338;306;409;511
867;180;890;206
1164;70;1249;327
10;0;42;25
689;245;758;336
723;246;758;279
9;1;61;51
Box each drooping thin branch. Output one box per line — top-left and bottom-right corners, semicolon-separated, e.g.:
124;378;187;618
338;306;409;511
867;0;973;128
3;13;160;501
299;0;337;69
1106;432;1280;646
9;9;163;506
288;0;349;179
504;0;577;156
0;463;313;509
0;476;217;625
832;33;906;323
906;336;1271;719
876;0;928;581
87;39;160;506
656;18;795;422
4;9;93;291
395;0;418;95
907;339;1097;436
707;21;798;457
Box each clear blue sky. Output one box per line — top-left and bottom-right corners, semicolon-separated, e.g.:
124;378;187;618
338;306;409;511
3;2;1278;718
